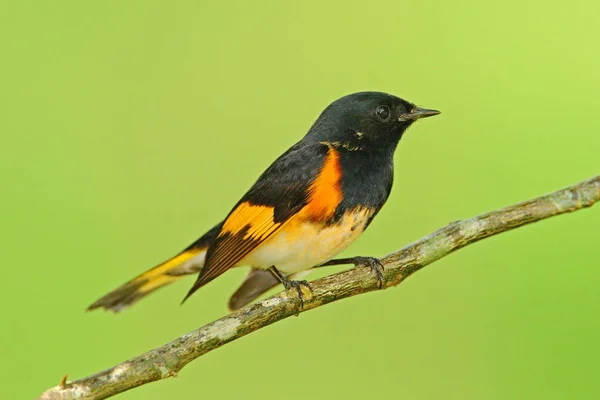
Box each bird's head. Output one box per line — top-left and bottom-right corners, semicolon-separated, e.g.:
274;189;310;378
304;91;440;151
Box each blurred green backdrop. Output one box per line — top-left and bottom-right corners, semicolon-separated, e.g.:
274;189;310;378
2;1;599;399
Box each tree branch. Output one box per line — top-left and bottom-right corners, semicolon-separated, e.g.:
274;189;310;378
39;175;600;400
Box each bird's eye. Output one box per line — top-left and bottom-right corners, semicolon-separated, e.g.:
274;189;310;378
375;105;391;122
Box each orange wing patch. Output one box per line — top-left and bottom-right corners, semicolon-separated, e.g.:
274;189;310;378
221;202;281;240
185;202;291;296
301;145;343;221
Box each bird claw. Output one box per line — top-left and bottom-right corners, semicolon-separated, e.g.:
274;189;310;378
283;280;312;307
352;256;385;288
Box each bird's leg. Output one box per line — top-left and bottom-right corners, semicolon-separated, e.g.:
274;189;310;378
268;266;312;307
317;257;385;288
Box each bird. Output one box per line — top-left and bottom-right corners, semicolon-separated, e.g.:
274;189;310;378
87;91;440;312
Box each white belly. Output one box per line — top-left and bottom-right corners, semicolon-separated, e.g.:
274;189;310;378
240;207;373;274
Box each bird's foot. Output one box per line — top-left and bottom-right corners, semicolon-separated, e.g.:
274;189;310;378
351;256;385;288
282;279;312;307
269;266;312;307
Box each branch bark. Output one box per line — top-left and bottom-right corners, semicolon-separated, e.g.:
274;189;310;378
39;175;600;400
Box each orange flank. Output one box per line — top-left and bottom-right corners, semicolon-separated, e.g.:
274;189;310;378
302;145;343;221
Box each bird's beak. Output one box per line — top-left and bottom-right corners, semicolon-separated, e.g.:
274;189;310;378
400;106;441;121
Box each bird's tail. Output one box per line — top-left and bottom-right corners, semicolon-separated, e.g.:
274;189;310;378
87;224;221;312
86;248;207;312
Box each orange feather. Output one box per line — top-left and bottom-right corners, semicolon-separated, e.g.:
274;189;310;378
301;145;343;221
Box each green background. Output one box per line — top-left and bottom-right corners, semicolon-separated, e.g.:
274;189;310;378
2;1;599;399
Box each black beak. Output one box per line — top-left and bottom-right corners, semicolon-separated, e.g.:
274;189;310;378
400;106;441;121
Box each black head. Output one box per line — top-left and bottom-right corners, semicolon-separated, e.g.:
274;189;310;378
303;91;439;151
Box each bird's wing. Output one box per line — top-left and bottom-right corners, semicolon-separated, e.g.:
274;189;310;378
183;141;343;301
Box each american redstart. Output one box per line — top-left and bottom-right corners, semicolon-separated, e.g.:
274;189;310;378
88;91;440;312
